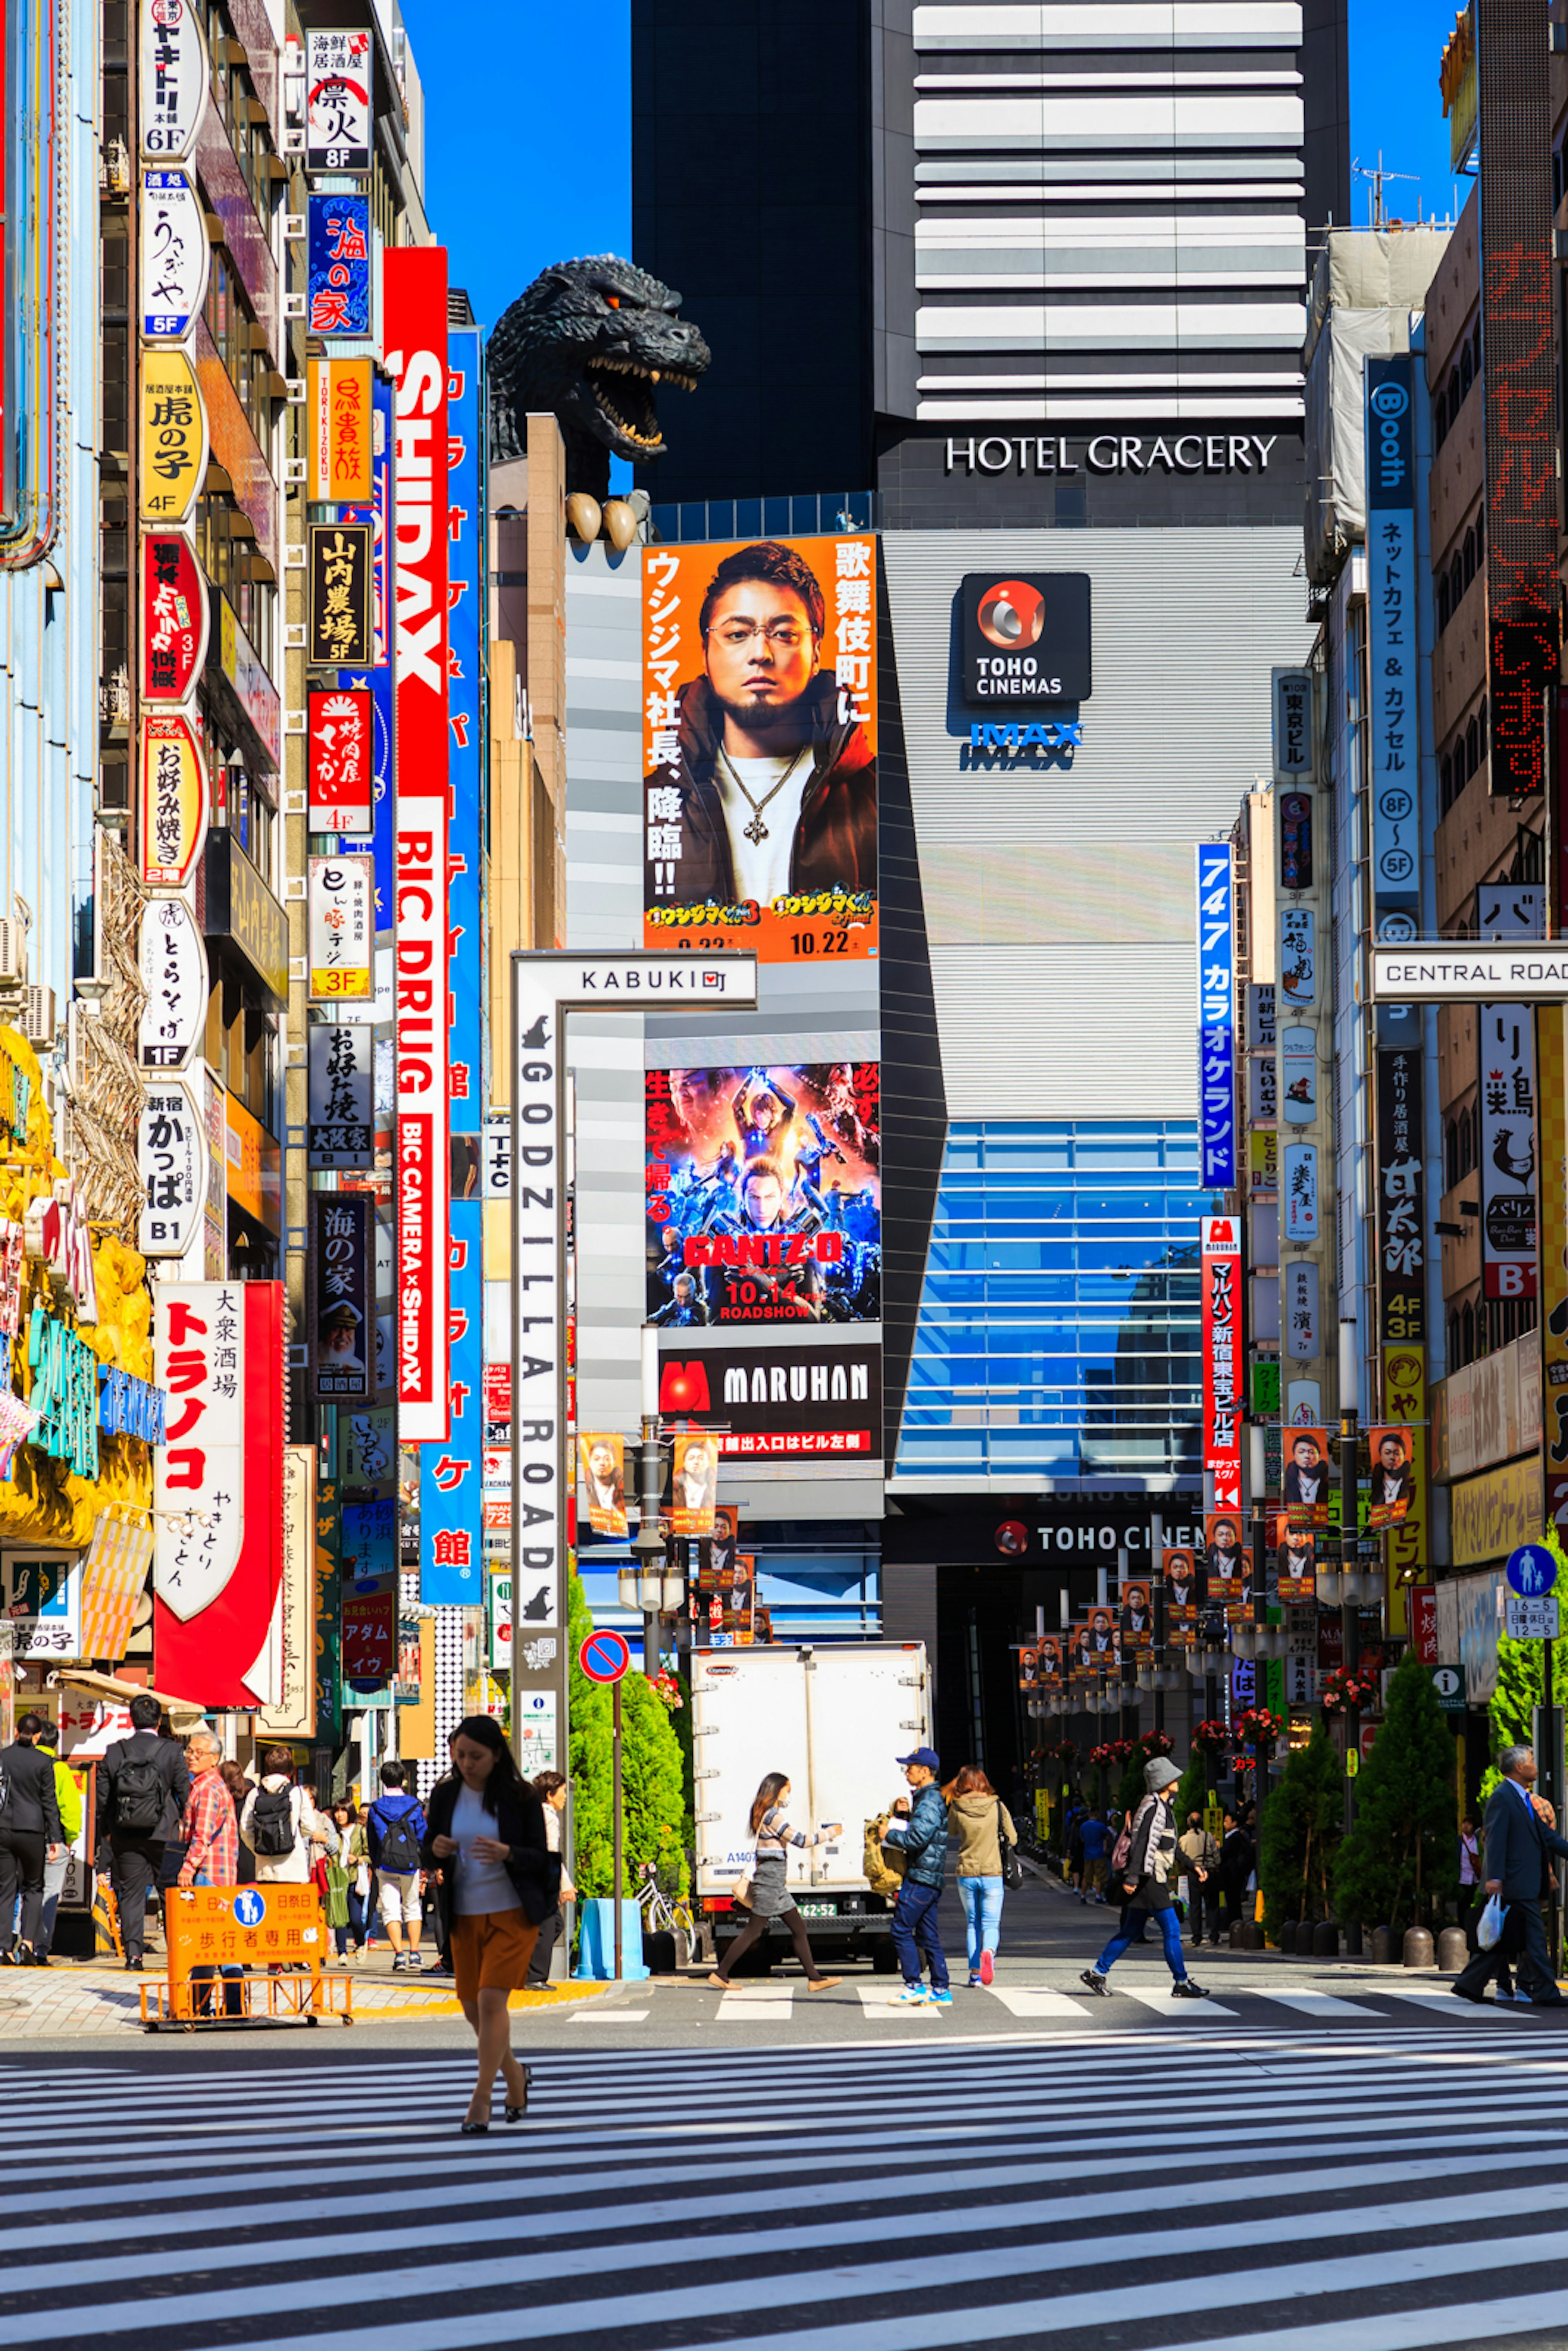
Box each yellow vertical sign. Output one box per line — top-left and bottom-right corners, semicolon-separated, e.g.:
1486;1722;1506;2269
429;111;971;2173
140;346;208;522
307;358;372;503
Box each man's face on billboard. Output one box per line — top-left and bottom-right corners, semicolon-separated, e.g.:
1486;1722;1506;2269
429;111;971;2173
1212;1521;1238;1553
1293;1438;1320;1467
705;580;817;730
1379;1436;1405;1470
588;1443;615;1483
673;1273;695;1302
685;1445;712;1483
742;1170;786;1228
1126;1586;1148;1612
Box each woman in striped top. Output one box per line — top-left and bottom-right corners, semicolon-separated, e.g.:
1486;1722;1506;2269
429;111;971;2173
708;1772;844;1992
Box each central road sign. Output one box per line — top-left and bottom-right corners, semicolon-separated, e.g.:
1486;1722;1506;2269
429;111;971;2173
579;1628;631;1686
1369;944;1568;1002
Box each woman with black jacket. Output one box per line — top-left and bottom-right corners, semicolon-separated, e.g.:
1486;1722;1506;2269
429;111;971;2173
420;1716;559;2133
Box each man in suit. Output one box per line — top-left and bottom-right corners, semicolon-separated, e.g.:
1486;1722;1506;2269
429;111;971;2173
0;1712;64;1964
1452;1744;1568;2006
1282;1432;1328;1511
95;1694;191;1973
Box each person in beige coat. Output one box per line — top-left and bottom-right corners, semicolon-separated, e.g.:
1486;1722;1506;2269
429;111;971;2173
238;1748;333;1885
1178;1808;1223;1949
944;1765;1017;1988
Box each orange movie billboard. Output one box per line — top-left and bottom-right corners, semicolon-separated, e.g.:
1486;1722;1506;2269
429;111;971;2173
643;534;878;963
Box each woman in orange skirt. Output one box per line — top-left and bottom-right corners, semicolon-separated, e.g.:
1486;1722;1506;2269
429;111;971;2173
422;1715;559;2133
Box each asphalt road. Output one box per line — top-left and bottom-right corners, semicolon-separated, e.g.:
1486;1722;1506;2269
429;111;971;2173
3;1867;1566;2351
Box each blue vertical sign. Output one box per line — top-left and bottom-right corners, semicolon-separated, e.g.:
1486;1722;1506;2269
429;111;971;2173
307;193;372;337
1364;352;1421;1049
420;328;486;1605
1196;844;1237;1189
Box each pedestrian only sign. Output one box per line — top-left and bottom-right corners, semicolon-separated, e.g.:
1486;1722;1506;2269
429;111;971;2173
1506;1545;1556;1599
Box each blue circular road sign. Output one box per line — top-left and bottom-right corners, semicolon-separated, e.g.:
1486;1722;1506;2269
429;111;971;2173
1506;1545;1556;1598
579;1628;632;1685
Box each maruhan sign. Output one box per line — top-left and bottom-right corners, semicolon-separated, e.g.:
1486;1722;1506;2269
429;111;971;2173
1370;945;1568;1003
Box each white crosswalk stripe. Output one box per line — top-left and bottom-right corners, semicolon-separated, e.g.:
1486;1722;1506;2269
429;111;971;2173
717;1984;795;2022
1111;1984;1241;2018
984;1986;1092;2021
0;2031;1564;2351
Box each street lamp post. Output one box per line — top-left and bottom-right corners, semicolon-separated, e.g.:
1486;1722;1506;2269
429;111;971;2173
621;1329;685;1676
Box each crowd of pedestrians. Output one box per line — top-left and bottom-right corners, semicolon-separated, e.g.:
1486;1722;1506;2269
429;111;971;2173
0;1697;575;2026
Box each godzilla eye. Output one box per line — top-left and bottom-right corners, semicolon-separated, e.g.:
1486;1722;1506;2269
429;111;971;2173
605;295;619;308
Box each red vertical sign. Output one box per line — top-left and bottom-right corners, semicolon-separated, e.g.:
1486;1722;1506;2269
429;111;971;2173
1201;1214;1243;1512
383;247;450;1443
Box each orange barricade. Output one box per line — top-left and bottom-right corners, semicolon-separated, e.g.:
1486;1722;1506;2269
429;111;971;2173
140;1885;354;2031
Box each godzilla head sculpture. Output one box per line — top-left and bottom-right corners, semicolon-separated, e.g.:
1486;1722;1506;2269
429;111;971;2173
487;255;710;504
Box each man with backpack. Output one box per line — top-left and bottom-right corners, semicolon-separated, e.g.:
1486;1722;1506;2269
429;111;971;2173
365;1761;428;1972
96;1694;190;1973
1078;1812;1112;1903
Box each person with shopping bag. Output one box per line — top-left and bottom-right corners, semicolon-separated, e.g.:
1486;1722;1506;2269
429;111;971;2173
1080;1756;1210;2000
1452;1745;1568;2007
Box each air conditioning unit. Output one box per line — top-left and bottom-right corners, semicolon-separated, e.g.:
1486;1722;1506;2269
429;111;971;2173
21;986;57;1046
0;920;27;986
283;294;306;321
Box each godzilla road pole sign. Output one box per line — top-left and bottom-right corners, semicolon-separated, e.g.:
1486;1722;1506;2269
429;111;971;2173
509;951;758;1770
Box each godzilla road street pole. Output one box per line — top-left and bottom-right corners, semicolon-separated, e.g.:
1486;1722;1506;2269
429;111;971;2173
510;952;757;1781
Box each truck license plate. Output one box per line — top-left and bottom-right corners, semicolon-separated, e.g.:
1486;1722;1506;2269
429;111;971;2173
794;1902;837;1919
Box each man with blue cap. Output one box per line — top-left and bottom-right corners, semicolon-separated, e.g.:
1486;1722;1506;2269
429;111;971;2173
882;1747;951;2006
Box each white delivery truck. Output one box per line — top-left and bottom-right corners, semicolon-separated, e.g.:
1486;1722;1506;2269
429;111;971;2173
691;1641;933;1970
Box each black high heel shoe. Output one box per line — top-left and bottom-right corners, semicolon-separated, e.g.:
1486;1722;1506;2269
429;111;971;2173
504;2067;532;2123
459;2120;490;2136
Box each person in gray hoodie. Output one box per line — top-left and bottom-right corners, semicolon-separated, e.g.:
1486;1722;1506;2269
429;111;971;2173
1081;1756;1210;2001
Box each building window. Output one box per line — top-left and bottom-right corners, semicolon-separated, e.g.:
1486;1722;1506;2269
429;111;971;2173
894;1120;1214;1486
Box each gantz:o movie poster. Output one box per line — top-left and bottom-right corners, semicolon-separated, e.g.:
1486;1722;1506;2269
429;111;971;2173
645;1063;880;1325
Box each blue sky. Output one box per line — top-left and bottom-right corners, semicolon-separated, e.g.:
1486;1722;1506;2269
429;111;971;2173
404;0;1471;334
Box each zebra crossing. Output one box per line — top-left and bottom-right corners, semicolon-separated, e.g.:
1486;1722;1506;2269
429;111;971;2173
0;2027;1565;2351
701;1973;1549;2028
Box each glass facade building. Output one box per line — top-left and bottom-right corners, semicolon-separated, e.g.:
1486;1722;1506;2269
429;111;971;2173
895;1121;1220;1489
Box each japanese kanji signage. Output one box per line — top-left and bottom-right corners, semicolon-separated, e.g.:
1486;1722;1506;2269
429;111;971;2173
140;168;207;338
1271;667;1313;784
307;358;372;504
307;1025;373;1169
1195;844;1236;1188
253;1447;317;1742
1477;0;1556;799
1478;1002;1537;1299
138;709;206;890
138;0;207;160
136;1079;208;1257
139;345;207;523
1201;1214;1242;1512
305;29;371;171
385;245;451;1445
1376;1039;1428;1603
153;1282;286;1707
137;896;206;1071
1282;1142;1319;1242
307;853;374;1002
307;1193;373;1403
307;192;372;337
141;529;207;702
1364;352;1421;1052
307;523;372;668
307;686;374;835
641;533;879;963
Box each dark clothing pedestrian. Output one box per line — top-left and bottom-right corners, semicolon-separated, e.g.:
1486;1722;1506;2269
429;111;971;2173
1219;1822;1256;1935
97;1731;191;1969
1454;1778;1568;2007
0;1738;62;1958
890;1881;950;1993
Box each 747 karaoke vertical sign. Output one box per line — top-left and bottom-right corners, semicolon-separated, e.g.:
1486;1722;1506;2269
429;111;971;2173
1196;844;1237;1190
